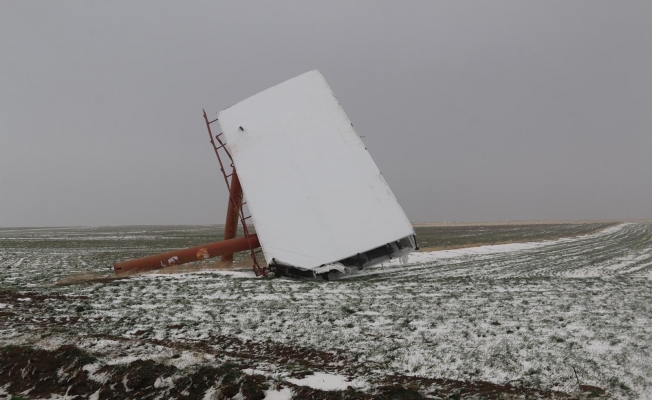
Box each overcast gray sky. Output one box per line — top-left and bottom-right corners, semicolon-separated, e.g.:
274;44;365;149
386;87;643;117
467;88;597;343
1;1;650;227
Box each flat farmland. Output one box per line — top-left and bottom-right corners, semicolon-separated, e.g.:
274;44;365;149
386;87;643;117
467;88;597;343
1;222;650;399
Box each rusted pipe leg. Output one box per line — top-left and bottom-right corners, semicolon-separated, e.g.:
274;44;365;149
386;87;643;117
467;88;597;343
113;235;260;274
221;170;242;263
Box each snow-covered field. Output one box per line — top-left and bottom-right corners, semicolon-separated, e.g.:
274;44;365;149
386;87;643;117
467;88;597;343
1;223;651;399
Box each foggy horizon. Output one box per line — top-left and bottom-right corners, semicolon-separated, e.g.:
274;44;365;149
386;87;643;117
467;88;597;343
1;1;651;227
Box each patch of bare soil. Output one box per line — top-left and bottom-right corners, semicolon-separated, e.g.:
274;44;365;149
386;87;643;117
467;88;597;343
0;290;94;328
0;345;267;400
0;290;88;303
90;332;353;374
0;344;608;399
55;272;132;286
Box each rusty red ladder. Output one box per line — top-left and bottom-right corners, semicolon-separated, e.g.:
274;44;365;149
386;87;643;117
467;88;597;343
202;110;268;277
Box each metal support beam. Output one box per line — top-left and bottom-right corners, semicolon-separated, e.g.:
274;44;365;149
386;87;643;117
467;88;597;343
221;170;242;263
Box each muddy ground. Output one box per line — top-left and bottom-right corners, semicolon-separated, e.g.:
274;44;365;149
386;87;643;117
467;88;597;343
0;343;605;399
0;286;607;399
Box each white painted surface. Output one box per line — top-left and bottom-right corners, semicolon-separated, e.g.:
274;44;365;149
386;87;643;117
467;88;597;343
218;70;414;270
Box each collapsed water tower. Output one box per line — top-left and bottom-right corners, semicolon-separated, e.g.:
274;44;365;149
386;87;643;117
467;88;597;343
114;70;417;279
